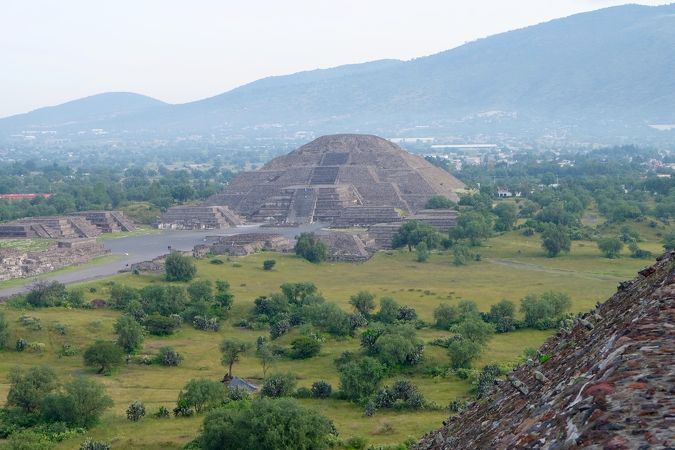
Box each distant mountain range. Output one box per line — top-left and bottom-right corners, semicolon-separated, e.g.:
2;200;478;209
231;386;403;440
2;3;674;145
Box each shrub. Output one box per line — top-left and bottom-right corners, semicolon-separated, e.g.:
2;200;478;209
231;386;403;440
474;364;501;399
126;400;146;421
290;336;321;359
192;316;220;332
15;338;28;352
425;195;455;209
165;252;197;282
416;242;430;262
41;376;113;428
6;366;58;414
520;291;571;329
80;438;111;450
375;380;426;410
26;281;67;307
198;398;333;450
447;338;483;369
157;346;183;366
311;380;332;399
294;387;312;398
261;372;297;398
349;291;376;317
209;258;224;265
144;314;179;336
6;430;53;450
262;259;276;271
153;406;170;418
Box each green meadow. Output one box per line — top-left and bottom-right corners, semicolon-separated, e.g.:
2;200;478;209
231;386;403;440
0;229;662;449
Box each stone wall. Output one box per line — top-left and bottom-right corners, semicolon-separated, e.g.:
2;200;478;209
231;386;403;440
0;240;109;281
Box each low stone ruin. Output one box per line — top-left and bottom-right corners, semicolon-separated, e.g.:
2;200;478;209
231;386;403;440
0;211;136;239
319;232;373;262
332;206;403;228
0;216;101;239
205;233;294;256
416;252;675;450
0;238;109;281
69;211;136;232
156;206;242;230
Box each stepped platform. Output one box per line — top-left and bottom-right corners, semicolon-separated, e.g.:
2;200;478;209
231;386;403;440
70;210;136;232
408;209;458;232
206;233;294;256
157;206;241;230
0;216;101;239
333;206;403;228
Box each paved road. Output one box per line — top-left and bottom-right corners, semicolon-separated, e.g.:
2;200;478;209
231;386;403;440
0;223;324;299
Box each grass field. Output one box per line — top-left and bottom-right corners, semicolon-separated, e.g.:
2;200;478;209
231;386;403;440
0;229;665;449
0;239;52;252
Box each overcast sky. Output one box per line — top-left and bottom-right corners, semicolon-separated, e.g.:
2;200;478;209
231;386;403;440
0;0;671;117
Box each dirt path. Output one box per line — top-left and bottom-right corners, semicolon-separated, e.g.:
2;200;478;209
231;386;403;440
487;257;624;281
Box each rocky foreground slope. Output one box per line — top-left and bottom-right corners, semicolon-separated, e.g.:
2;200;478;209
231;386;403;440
417;252;674;449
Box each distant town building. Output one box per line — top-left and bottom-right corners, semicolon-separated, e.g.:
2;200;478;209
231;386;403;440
0;193;53;200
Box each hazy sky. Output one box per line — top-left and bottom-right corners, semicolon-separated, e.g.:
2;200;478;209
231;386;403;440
0;0;671;117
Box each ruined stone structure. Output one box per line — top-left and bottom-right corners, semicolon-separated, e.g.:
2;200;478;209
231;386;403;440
69;211;136;232
207;134;464;225
364;209;459;249
0;211;135;239
417;252;675;450
0;239;109;281
0;216;102;239
332;206;403;228
319;232;373;262
205;233;294;256
157;206;241;230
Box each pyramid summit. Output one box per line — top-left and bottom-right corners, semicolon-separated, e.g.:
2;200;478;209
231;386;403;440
208;134;464;225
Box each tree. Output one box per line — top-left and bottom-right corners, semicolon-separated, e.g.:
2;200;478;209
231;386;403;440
433;303;459;329
376;297;400;324
187;280;213;303
452;244;472;266
349;291;376;317
662;230;675;250
416;242;430;262
447;339;483;369
392;220;441;251
256;343;276;377
451;318;495;346
338;357;386;402
220;338;251;377
0;311;10;349
165;251;197;282
126;400;146;421
291;336;321;359
520;291;571;329
114;315;144;354
83;341;124;374
263;259;277;271
261;372;297;398
485;299;517;332
109;284;139;310
597;236;623;258
280;282;318;305
214;280;234;310
41;376;113;427
493;203;518;232
457;300;480;321
371;326;424;367
541;224;571;257
178;378;226;413
199;398;333;450
6;365;58;413
450;212;493;246
26;280;67;307
295;233;328;263
425;195;456;209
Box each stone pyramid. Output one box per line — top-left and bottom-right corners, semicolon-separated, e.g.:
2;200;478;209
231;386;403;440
207;134;464;224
